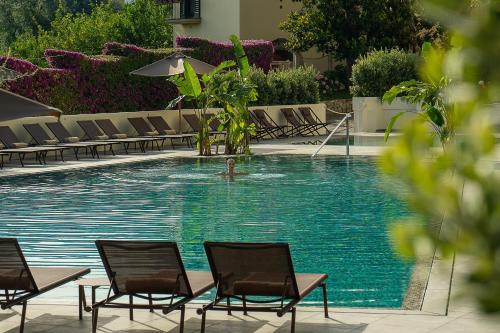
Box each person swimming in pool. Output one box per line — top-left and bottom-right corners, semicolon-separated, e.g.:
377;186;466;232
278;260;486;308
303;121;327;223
218;158;248;177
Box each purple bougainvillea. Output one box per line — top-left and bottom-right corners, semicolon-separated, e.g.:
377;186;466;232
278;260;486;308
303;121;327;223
0;40;274;114
176;37;274;71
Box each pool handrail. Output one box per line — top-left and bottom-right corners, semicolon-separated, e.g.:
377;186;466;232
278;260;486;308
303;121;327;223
312;112;352;157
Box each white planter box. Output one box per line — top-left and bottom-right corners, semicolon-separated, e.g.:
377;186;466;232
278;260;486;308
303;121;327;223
353;97;419;133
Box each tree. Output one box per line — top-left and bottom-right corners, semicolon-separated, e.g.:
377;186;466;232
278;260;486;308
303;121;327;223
8;0;172;66
0;1;121;50
280;0;444;71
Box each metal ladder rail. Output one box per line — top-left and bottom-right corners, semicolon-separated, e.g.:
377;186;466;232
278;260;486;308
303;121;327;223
312;113;352;157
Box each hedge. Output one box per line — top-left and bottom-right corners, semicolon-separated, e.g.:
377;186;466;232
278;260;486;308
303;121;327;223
248;66;320;106
176;37;274;71
0;41;316;115
350;49;418;97
1;44;180;114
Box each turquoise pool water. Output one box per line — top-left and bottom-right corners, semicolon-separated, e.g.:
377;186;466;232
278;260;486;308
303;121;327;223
0;155;413;307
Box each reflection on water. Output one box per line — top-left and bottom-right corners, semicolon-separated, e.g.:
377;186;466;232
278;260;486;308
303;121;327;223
0;155;413;307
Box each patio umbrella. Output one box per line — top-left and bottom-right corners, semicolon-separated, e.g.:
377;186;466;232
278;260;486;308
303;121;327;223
0;89;62;122
130;53;215;133
0;67;22;81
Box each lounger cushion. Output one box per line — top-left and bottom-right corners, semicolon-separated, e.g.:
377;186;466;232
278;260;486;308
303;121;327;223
125;277;179;294
186;271;215;297
163;130;177;135
9;142;28;148
43;139;58;145
296;273;328;299
0;269;33;291
232;272;292;297
30;267;90;292
95;135;109;140
145;130;159;136
64;137;80;143
112;133;128;139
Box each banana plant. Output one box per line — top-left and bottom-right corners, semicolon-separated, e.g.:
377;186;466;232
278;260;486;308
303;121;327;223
168;60;235;156
211;35;257;155
382;42;453;147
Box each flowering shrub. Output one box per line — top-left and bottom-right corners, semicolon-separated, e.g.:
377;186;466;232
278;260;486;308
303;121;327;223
176;37;274;71
247;66;320;106
0;46;179;114
316;65;350;100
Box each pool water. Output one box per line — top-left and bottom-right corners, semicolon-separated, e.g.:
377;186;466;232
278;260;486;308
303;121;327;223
0;155;413;307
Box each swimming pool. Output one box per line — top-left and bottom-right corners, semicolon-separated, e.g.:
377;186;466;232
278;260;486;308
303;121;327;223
0;155;413;307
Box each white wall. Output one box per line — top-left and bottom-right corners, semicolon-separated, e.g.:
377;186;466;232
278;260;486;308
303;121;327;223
352;97;418;133
173;0;240;43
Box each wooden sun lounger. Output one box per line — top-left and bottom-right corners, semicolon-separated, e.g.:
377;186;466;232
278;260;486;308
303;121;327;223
252;110;287;138
147;116;194;148
23;123;103;160
95;119;161;152
0;126;67;166
183;114;225;137
0;152;7;169
0;238;90;333
128;117;188;150
198;242;329;333
280;108;317;136
77;120;152;154
92;240;215;333
45;122;115;159
298;107;331;135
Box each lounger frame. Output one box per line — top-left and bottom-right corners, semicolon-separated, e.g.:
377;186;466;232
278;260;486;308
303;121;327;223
0;238;90;333
198;242;329;333
92;240;214;333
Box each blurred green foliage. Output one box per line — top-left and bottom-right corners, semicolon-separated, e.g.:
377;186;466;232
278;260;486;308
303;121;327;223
380;0;500;313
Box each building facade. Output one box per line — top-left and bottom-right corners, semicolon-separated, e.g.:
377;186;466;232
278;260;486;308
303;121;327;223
167;0;331;72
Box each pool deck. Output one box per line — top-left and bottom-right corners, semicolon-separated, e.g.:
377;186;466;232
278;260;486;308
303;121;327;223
1;142;500;332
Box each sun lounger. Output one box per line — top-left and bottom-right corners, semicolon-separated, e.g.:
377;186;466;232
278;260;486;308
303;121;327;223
23;123;104;160
95;119;158;153
146;116;194;148
45;122;115;159
128;117;189;150
0;152;7;169
0;126;66;166
298;107;331;135
0;238;90;333
280;108;316;136
198;242;329;333
183;114;225;137
77;120;151;154
92;240;215;333
251;109;287;138
203;114;227;135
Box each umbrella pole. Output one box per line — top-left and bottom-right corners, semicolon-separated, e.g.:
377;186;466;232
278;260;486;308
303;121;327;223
177;88;183;134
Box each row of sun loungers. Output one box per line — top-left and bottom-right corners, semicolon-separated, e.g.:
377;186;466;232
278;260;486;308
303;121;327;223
0;238;328;333
0;107;329;168
0;117;197;167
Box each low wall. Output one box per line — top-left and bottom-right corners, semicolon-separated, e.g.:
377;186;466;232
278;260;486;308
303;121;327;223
0;104;327;146
353;97;418;133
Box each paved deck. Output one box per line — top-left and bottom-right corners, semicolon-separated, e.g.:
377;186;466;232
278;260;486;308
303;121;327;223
1;141;499;332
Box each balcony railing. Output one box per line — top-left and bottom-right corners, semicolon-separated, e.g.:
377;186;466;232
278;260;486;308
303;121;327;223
167;0;201;24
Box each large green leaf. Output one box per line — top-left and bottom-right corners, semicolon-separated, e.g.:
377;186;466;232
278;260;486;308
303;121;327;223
230;34;250;77
183;61;202;98
384;112;406;142
426;105;445;127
